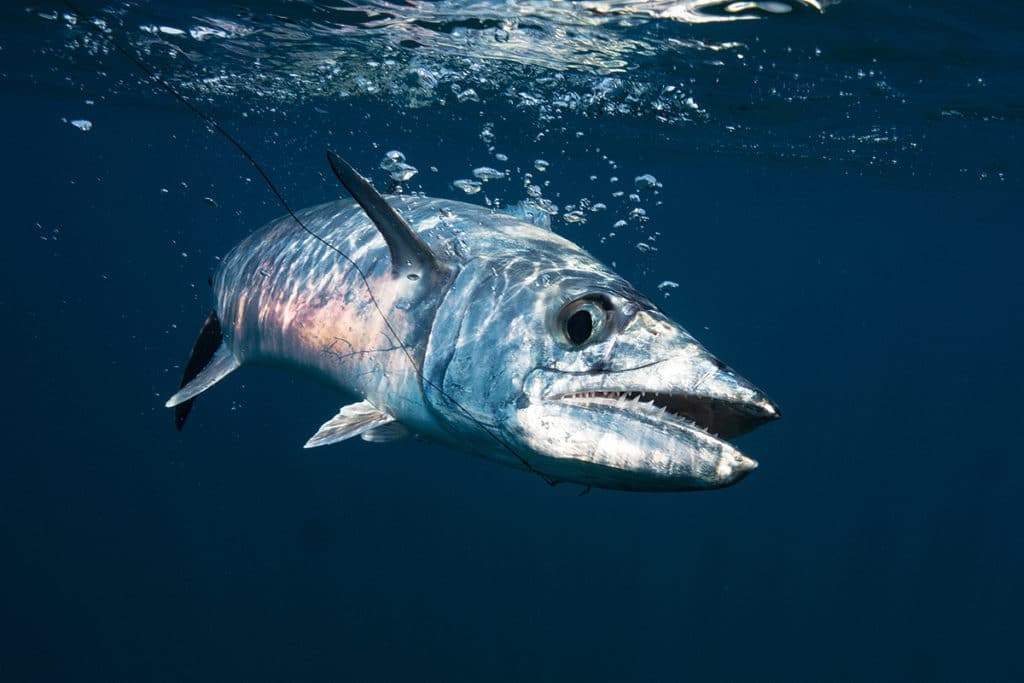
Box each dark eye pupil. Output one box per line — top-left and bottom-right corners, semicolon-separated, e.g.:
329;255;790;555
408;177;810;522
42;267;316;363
566;309;593;345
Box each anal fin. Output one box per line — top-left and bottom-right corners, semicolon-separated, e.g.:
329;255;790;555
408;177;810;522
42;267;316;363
304;400;396;449
165;310;241;430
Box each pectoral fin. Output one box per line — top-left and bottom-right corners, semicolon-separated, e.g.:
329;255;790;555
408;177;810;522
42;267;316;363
304;400;396;448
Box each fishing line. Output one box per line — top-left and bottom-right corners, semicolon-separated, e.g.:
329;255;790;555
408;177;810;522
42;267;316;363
62;0;556;485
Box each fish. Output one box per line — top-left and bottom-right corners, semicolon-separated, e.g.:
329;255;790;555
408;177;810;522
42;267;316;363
166;152;779;492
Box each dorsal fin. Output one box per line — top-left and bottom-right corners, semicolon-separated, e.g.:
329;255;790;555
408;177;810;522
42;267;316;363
326;150;441;281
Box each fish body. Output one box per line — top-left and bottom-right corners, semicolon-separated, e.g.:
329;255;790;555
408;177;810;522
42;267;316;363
168;156;778;491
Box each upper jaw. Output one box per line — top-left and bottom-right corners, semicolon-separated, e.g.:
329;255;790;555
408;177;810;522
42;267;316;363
556;386;778;439
540;353;779;440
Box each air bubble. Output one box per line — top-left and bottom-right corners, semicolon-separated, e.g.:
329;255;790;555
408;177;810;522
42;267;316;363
472;167;506;181
453;179;483;195
380;150;406;170
389;163;418;182
380;150;418;182
634;174;660;189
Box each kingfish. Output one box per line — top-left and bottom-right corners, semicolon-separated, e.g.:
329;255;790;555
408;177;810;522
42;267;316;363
167;152;778;491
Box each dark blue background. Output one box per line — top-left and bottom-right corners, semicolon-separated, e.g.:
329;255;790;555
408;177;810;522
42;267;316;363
2;1;1021;681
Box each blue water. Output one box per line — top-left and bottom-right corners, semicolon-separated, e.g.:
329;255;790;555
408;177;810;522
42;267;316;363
2;1;1022;680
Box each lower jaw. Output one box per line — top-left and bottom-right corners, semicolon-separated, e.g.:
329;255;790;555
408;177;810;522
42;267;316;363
513;401;753;491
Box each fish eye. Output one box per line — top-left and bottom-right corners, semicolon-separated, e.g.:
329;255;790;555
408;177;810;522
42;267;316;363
558;296;611;347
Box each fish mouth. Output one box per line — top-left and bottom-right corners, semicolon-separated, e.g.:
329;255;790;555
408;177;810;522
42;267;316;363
510;383;775;491
555;389;779;441
517;345;778;490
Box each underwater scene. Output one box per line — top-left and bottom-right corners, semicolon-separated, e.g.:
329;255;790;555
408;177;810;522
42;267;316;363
2;0;1022;680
